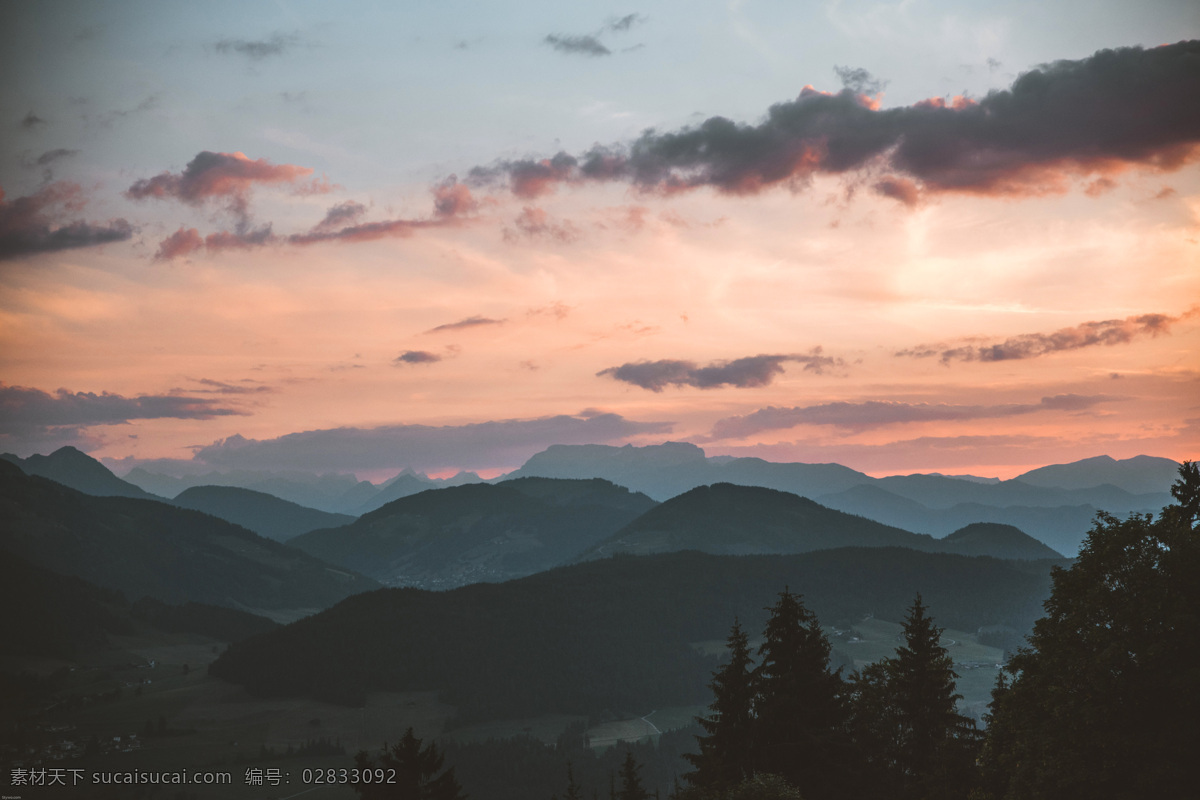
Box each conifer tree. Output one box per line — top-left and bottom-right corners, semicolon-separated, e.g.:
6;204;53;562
683;619;756;788
618;750;650;800
752;588;848;799
848;595;979;800
353;728;465;800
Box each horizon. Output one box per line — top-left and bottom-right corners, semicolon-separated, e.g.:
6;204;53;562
2;2;1198;481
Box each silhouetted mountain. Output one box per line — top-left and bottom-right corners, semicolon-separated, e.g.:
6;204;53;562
0;461;378;617
289;477;657;588
171;485;355;542
938;522;1063;559
210;547;1058;720
1014;454;1179;494
579;483;938;558
120;466;378;513
871;472;1168;511
3;446;161;500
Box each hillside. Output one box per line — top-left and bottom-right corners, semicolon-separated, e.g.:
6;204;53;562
289;477;657;587
0;461;378;617
171;485;355;542
938;522;1063;559
2;446;162;500
210;547;1059;721
580;482;938;558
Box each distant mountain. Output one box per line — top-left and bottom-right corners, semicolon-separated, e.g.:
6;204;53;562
508;443;1173;555
1014;454;1180;494
0;461;378;617
211;547;1058;719
938;523;1063;560
289;477;657;588
171;485;355;542
579;483;938;558
3;446;161;500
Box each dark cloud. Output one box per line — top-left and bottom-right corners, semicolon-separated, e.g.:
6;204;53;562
126;151;315;223
213;32;301;60
312;201;367;233
190;413;674;473
432;176;479;217
598;350;842;392
897;312;1188;364
874;175;920;206
544;34;611;57
0;183;133;261
425;315;506;334
834;65;887;95
708;394;1119;440
395;350;442;365
189;378;274;395
470;41;1200;199
20;112;47;128
0;383;245;438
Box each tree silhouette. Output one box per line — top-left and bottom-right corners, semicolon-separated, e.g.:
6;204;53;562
752;588;848;799
979;461;1199;799
617;750;649;800
684;618;756;788
848;595;979;799
353;728;465;799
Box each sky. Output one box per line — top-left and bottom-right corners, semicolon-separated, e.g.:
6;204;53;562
1;0;1198;481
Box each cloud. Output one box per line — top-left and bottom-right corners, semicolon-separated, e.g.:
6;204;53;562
213;32;301;60
395;350;442;365
708;394;1120;439
190;412;674;473
503;206;580;243
188;378;274;395
470;41;1200;199
34;148;79;166
544;34;611;57
598;350;842;392
20;112;47;128
431;176;479;217
0;382;245;438
154;224;276;260
126;151;315;220
874;175;920;206
425;315;506;334
313;201;367;233
0;183;133;261
834;65;887;95
607;14;647;33
897;312;1190;364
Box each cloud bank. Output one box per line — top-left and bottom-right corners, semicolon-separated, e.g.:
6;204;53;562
0;383;245;437
598;351;841;391
470;41;1200;200
191;412;674;473
708;394;1119;440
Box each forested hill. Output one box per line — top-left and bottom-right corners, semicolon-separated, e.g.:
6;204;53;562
210;547;1060;721
288;477;657;587
0;461;379;615
171;484;355;542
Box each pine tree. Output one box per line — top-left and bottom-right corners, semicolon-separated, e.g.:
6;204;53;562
752;588;848;799
353;728;466;800
848;595;979;800
618;750;650;800
562;760;583;800
683;619;756;788
980;462;1200;799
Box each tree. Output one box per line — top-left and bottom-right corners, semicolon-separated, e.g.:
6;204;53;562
617;750;650;800
353;728;465;800
752;588;848;799
847;595;979;800
684;619;756;788
979;461;1200;799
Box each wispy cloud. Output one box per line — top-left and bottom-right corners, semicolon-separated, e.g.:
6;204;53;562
896;312;1191;364
394;350;442;365
425;315;506;334
544;34;610;57
213;32;302;61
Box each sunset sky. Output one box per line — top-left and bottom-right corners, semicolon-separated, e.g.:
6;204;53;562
2;0;1198;481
